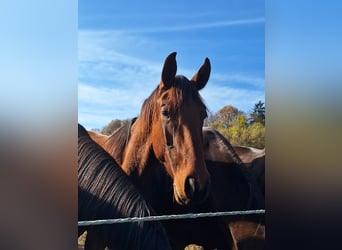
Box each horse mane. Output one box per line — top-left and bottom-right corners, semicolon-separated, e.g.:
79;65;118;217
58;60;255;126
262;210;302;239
122;76;207;174
203;127;244;165
104;117;137;165
78;124;171;250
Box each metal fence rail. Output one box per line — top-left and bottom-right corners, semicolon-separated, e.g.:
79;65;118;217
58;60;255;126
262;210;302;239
78;209;265;226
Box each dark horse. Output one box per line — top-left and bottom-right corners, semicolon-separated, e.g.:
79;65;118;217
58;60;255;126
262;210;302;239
202;127;265;250
88;52;211;211
233;146;265;197
78;124;171;250
203;127;265;197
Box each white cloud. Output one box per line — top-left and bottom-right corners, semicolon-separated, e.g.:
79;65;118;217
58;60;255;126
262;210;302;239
211;72;264;88
201;83;265;114
106;17;265;33
78;28;264;129
78;83;148;115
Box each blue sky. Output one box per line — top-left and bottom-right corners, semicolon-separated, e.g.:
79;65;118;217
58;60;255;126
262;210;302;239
78;0;265;130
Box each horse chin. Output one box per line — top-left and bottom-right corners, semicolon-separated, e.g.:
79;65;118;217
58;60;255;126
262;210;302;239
173;186;191;205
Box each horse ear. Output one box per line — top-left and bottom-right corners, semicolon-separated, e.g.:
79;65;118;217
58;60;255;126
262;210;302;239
160;52;177;90
191;57;211;91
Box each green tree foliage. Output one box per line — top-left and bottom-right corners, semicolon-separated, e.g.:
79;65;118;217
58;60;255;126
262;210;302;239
249;100;265;125
246;122;265;148
101;119;130;135
208;102;265;148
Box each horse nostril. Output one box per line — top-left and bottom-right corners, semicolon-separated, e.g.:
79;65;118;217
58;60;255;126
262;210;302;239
185;177;196;199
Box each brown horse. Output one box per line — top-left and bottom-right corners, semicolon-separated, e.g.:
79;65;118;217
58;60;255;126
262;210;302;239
89;52;211;209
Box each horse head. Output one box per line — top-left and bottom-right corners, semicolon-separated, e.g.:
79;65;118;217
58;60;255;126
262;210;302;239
151;52;211;205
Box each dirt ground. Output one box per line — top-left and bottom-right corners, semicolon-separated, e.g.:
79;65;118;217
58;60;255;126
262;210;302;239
77;231;205;250
78;231;86;249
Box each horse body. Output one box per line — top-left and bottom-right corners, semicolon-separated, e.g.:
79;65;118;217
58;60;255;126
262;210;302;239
229;221;265;250
78;124;171;250
232;146;265;198
233;145;265;164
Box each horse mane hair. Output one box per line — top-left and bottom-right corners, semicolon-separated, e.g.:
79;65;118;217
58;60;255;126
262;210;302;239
203;127;244;165
104;117;136;165
78;124;171;250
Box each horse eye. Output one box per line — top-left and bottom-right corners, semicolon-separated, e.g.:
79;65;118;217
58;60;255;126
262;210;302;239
161;105;170;118
162;109;169;118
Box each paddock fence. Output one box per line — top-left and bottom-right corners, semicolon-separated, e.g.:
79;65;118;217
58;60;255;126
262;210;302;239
78;209;265;226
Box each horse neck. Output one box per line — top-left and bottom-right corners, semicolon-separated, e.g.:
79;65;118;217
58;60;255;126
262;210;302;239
103;129;126;165
121;117;155;177
238;162;265;210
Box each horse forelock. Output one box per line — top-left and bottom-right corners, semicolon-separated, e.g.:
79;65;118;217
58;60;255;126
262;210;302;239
174;75;207;112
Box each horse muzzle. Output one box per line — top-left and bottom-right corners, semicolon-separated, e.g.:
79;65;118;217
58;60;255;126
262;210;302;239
174;175;211;205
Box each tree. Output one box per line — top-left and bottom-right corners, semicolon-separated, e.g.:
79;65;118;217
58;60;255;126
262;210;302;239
209;105;243;129
101;119;130;135
207;103;265;148
249;101;265;125
246;122;265;148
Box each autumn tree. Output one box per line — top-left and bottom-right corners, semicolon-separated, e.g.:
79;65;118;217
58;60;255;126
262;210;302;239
246;121;265;148
101;119;130;135
209;105;243;129
207;103;265;148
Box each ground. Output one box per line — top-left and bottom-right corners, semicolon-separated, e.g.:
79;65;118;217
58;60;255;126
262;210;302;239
77;231;205;250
